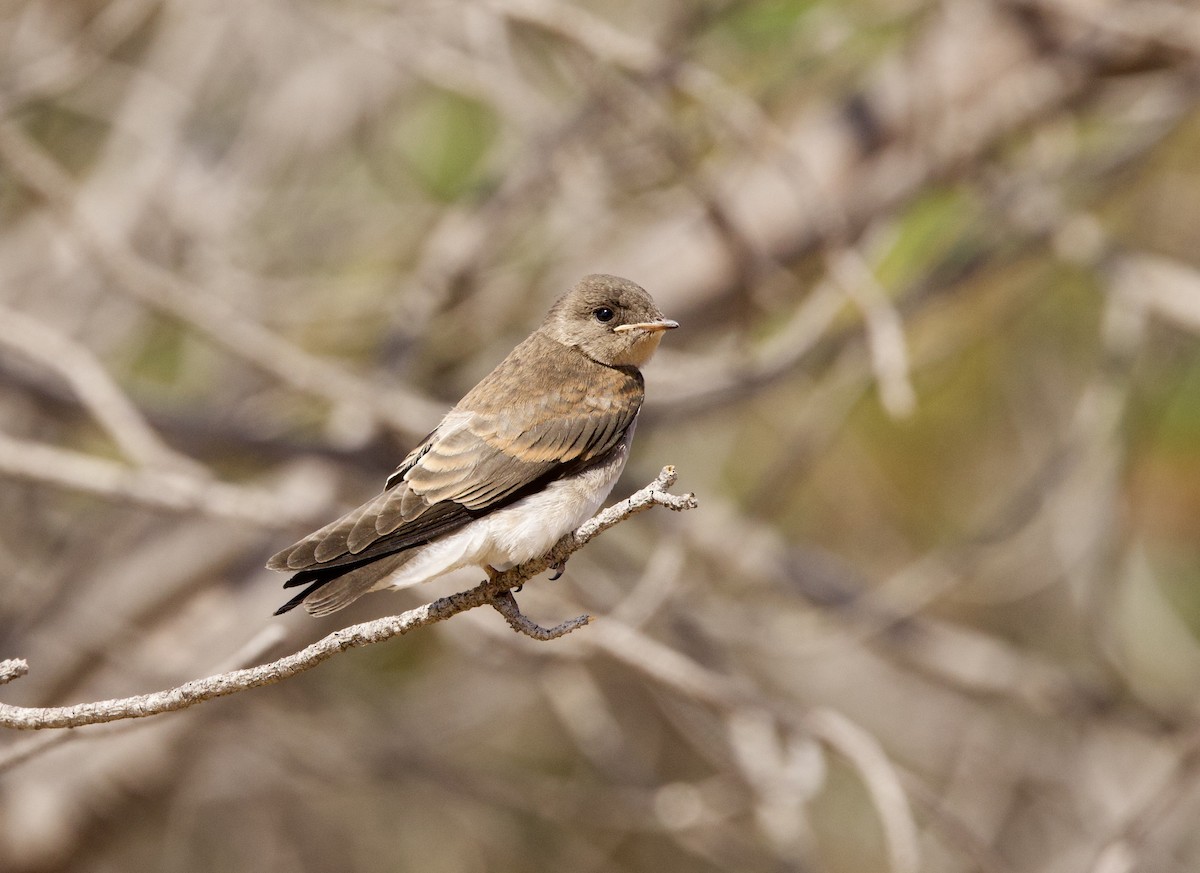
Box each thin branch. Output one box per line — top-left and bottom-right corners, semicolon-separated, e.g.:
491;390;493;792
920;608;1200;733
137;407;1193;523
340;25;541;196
0;467;697;731
582;613;921;873
827;248;917;420
0;626;287;773
1088;724;1200;873
0;660;26;686
1111;252;1200;337
804;708;920;873
0;302;201;472
0;120;444;441
490;590;591;640
0;430;314;526
654;277;849;416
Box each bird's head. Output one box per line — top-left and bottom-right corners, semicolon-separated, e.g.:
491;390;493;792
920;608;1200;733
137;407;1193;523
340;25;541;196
543;274;679;368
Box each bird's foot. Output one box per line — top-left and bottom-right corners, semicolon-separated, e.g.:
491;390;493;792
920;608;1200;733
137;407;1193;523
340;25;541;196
486;564;522;593
548;559;567;581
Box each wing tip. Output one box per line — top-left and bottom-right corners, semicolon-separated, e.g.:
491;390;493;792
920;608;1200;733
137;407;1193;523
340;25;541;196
265;551;291;572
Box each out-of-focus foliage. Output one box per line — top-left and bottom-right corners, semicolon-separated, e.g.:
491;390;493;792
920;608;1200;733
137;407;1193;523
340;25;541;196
3;0;1200;871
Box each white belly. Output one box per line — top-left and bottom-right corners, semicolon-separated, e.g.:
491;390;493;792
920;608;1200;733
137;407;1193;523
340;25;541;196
374;419;634;591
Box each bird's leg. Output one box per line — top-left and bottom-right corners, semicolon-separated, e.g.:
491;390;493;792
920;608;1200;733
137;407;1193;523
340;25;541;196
548;558;567;581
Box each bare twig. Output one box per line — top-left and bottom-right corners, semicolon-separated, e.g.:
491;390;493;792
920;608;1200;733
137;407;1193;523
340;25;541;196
654;277;848;415
490;590;591;640
1088;725;1200;873
582;615;921;873
0;431;314;525
804;708;920;873
0;626;286;773
827;248;917;420
1110;253;1200;337
0;467;697;731
0;302;200;472
0;120;445;442
0;660;27;686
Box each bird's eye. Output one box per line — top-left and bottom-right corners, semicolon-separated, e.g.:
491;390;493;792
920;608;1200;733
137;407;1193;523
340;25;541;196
593;307;615;323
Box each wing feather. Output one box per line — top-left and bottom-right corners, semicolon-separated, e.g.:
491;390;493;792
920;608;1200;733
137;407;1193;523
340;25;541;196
267;334;643;582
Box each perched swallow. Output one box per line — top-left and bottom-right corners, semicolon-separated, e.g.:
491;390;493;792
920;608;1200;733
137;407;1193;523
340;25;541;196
269;274;678;616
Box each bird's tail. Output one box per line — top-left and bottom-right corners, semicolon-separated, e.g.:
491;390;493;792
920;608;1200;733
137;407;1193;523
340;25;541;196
273;552;410;617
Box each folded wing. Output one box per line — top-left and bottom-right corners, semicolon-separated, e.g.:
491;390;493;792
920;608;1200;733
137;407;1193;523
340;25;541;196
267;348;643;599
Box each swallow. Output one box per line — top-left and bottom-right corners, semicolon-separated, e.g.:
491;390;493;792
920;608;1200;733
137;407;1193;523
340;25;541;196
268;274;678;616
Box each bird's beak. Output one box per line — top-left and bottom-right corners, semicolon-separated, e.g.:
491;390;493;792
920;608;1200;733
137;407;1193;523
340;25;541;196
614;319;680;334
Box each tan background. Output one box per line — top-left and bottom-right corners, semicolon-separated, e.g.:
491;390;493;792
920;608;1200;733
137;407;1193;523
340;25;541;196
3;1;1200;871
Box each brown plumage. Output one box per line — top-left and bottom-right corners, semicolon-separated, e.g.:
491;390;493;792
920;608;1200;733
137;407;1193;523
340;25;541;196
268;274;677;616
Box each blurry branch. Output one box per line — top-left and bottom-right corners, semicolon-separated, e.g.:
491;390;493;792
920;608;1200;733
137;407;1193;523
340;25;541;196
609;0;1200;322
0;0;160;114
490;0;658;73
653;278;848;416
1089;724;1200;873
0;431;312;526
804;709;920;873
492;0;813;169
650;58;1192;428
1011;0;1200;59
0;467;697;731
1110;253;1200;337
581;618;921;873
0;303;199;472
0;121;444;442
826;248;917;420
0;278;333;525
649;236;917;422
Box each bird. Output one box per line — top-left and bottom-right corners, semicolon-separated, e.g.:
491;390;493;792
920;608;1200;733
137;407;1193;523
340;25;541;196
268;274;678;616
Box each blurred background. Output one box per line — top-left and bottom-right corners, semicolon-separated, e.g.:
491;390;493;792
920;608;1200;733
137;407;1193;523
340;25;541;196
2;0;1200;871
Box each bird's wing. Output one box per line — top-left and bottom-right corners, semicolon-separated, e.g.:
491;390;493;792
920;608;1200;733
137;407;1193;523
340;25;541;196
266;359;642;575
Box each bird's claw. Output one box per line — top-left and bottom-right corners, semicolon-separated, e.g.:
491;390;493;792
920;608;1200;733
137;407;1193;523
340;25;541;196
548;560;567;581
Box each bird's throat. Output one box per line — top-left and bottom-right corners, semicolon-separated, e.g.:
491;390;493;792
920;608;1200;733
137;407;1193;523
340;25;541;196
613;332;664;368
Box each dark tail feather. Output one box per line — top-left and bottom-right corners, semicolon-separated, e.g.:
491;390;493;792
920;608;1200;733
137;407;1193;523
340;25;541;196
273;551;410;616
273;577;329;615
273;553;372;614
